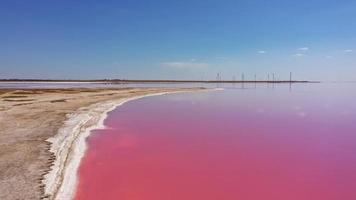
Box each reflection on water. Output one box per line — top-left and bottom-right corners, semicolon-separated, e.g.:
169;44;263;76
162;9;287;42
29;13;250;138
74;83;356;200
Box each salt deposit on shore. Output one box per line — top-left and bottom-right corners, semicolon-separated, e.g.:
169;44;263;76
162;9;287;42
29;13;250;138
43;92;181;200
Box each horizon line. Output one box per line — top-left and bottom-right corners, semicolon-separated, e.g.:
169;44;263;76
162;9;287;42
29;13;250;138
0;78;318;84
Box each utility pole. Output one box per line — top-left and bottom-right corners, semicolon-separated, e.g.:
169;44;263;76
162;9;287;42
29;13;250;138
254;74;257;89
289;72;293;92
241;73;245;89
215;73;220;88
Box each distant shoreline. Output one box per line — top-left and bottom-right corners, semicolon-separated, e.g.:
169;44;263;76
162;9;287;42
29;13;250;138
0;79;317;83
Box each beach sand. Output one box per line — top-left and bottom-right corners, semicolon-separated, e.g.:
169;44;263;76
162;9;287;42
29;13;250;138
0;87;202;200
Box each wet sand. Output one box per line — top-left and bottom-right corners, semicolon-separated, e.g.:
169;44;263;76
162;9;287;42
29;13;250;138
0;88;202;200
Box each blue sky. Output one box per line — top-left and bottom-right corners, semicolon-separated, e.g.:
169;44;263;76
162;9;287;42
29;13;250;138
1;0;356;81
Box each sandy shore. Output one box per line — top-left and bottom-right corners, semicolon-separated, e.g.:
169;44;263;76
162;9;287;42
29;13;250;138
0;87;202;200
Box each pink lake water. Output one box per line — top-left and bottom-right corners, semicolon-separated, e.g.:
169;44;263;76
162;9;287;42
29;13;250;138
74;83;356;200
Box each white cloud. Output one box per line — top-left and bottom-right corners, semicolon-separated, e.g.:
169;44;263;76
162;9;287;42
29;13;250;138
344;49;353;53
325;56;333;59
258;50;267;54
298;47;309;51
293;53;305;57
161;61;209;69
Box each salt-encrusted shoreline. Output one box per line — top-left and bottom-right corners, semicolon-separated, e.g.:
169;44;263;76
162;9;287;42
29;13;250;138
42;92;179;200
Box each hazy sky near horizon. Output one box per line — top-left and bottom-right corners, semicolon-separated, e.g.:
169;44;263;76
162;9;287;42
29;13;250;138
1;0;356;81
